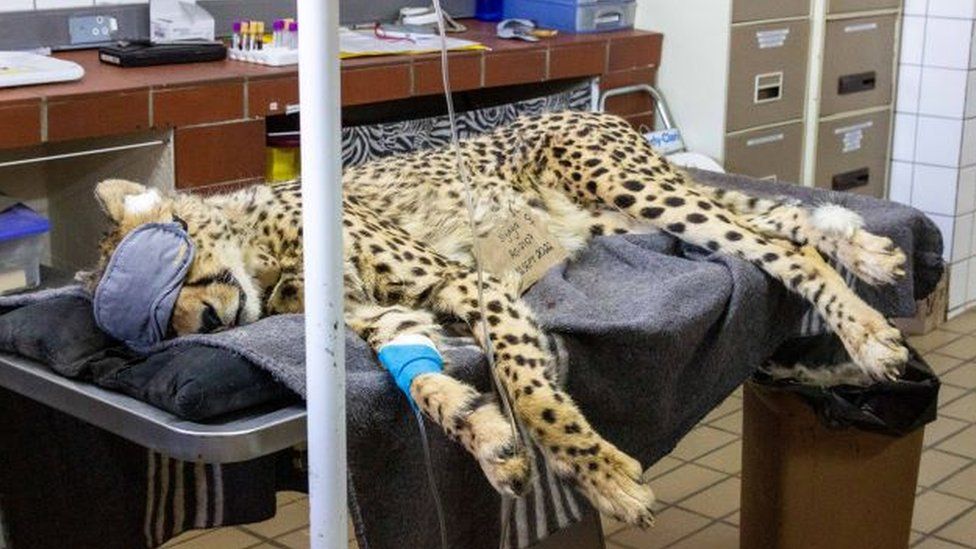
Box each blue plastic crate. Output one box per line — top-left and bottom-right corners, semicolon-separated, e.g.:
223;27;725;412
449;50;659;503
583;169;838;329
0;203;50;243
504;0;636;33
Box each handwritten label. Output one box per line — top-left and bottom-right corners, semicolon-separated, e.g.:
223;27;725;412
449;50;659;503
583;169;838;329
479;210;568;294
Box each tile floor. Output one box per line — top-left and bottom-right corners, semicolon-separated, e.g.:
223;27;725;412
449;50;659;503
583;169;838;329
163;312;976;549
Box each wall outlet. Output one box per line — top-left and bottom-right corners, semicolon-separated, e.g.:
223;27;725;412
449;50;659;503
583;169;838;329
68;15;119;45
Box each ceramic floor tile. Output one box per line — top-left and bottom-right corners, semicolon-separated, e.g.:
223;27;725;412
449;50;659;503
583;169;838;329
601;514;629;536
912;331;965;353
909;530;923;545
926;416;971;448
703;397;742;423
276;491;306;506
644;456;684;481
936;463;976;501
162;529;209;547
914;537;970;548
912;491;973;533
924;353;966;375
935;336;976;360
710;411;743;435
939;387;969;412
918;450;972;487
243;499;310;538
934;507;976;547
722;511;739;526
667;521;739;549
609;507;710;549
942;311;976;334
274;527;310;549
169;527;263;549
938;425;976;459
730;386;743;399
651;463;727;504
679;477;741;519
696;440;742;475
669;426;738;461
941;364;976;389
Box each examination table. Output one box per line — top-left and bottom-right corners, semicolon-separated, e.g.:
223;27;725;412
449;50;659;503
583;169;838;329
0;167;944;549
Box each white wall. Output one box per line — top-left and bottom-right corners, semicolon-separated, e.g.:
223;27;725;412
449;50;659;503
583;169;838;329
635;0;732;161
889;0;976;315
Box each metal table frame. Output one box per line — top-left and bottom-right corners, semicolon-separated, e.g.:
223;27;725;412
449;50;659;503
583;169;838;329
0;352;306;463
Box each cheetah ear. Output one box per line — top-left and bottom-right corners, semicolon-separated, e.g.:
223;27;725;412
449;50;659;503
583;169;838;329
94;179;157;224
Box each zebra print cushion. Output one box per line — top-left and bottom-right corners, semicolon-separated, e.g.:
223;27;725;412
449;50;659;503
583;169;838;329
340;82;594;167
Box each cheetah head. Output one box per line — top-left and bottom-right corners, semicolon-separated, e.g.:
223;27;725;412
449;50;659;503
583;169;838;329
88;179;263;336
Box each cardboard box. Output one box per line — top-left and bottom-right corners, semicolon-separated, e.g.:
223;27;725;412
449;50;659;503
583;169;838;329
894;270;949;336
740;383;923;549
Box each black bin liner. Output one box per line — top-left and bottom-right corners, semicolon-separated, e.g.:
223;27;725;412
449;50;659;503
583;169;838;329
753;334;940;437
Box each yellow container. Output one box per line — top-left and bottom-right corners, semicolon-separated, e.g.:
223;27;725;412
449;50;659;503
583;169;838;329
266;138;301;183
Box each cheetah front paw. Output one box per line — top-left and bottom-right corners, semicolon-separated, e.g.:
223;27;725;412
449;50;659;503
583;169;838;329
837;230;907;286
478;442;532;497
843;317;909;381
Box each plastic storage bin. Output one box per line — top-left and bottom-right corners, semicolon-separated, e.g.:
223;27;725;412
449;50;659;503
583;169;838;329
0;202;50;295
504;0;635;33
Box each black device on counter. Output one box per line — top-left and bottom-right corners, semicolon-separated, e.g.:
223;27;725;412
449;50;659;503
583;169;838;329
98;40;227;67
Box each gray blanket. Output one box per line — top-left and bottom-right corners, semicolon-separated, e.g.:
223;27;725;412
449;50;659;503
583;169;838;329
0;171;943;549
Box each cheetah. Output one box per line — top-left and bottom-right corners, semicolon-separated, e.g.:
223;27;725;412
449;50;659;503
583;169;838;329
89;112;908;528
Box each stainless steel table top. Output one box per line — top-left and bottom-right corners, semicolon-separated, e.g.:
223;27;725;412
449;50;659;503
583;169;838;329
0;352;307;463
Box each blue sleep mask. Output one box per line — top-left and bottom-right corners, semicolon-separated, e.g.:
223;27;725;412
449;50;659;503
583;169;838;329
93;222;196;353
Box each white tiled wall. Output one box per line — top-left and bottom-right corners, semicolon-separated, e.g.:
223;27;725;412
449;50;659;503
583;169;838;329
0;0;147;11
892;0;976;314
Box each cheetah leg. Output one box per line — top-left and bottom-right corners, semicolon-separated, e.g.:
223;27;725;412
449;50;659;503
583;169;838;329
345;302;531;496
594;183;908;379
679;179;907;286
430;268;656;528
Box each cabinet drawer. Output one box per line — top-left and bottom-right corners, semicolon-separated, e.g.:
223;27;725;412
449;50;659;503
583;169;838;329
820;15;896;116
725;121;804;183
828;0;900;15
815;109;891;198
727;20;810;132
732;0;810;23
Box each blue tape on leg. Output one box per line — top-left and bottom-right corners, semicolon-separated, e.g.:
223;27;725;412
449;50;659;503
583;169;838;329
378;338;444;411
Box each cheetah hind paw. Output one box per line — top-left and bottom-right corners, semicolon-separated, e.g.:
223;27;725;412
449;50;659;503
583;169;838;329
847;321;909;382
551;446;656;529
587;459;656;529
838;230;907;286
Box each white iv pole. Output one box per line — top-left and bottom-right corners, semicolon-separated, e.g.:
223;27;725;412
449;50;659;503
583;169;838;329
297;0;347;547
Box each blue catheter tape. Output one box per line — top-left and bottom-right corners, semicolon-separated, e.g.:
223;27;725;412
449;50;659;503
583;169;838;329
378;335;444;411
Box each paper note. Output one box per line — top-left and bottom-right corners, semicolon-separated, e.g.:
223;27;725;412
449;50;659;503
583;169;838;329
479;210;568;293
339;29;487;59
0;269;28;294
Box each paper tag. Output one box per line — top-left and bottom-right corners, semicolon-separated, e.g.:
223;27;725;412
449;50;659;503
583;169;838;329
479;210;568;293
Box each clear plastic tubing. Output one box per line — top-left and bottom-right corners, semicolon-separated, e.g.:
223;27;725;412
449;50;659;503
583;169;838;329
430;0;521;548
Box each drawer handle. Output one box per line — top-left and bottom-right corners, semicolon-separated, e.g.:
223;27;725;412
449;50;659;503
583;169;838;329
746;133;785;147
844;22;879;33
755;72;784;104
832;168;870;191
838;71;876;95
594;10;624;27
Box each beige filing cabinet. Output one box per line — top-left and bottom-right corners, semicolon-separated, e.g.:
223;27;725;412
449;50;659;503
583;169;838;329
636;0;902;197
816;109;892;197
821;14;897;116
